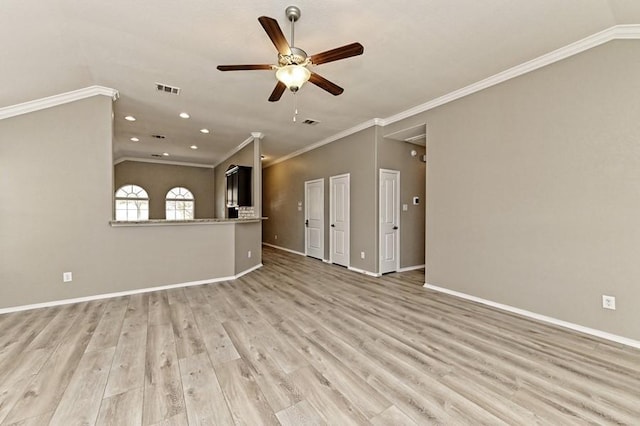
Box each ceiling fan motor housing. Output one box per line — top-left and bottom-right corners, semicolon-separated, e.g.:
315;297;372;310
278;46;308;66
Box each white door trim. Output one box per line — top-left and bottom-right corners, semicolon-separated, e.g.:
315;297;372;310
304;178;324;260
379;169;400;274
329;173;350;267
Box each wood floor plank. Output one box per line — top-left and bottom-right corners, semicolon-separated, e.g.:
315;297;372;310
3;342;88;424
222;319;303;412
49;347;115;425
148;291;172;326
288;365;369;426
96;387;144;426
143;324;185;426
103;304;149;398
276;399;326;426
0;377;31;424
169;302;206;360
370;405;418;426
189;304;240;365
274;320;392;420
178;352;234;425
85;297;129;352
3;301;106;424
214;358;280;426
1;246;639;424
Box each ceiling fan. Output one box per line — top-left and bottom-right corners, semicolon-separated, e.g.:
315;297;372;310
217;5;364;102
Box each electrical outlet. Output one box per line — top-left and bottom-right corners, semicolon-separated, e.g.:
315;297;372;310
360;251;365;259
63;272;72;282
602;295;616;310
248;250;252;258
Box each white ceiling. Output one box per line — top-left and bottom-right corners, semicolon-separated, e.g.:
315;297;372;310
2;0;639;166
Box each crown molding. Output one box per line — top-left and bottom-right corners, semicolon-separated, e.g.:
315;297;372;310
213;135;255;168
114;157;215;168
268;25;640;164
0;85;119;121
266;118;382;167
380;24;640;127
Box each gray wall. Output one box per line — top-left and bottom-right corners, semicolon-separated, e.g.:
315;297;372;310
213;142;255;218
394;39;639;340
114;161;215;219
234;221;262;274
378;138;426;268
262;127;427;273
263;127;379;272
0;96;261;309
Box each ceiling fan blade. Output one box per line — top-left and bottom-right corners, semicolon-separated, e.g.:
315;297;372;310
217;64;273;71
268;81;287;102
310;42;364;65
258;16;291;56
309;72;344;96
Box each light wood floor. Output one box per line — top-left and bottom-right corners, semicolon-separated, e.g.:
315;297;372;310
1;246;640;425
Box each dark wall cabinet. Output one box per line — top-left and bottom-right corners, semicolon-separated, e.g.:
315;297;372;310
225;165;252;218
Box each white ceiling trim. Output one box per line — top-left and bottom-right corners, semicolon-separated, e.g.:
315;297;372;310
267;24;640;167
380;24;640;126
213;135;256;168
0;85;119;121
113;157;215;168
267;118;384;167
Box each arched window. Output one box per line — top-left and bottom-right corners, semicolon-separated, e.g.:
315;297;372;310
166;187;194;220
115;184;149;221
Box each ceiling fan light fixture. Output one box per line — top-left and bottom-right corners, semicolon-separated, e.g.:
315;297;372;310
276;64;311;92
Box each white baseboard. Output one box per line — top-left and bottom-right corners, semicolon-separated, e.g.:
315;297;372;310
424;283;640;350
0;264;263;315
398;264;425;272
348;266;381;277
262;242;305;257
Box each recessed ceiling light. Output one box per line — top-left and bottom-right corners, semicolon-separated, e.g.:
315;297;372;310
130;137;140;142
124;115;136;121
200;128;210;134
179;112;190;119
162;152;170;156
190;145;198;150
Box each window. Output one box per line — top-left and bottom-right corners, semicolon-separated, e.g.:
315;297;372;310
115;184;149;221
166;187;194;220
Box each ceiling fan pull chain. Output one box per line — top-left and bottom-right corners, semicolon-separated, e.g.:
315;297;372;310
293;93;299;122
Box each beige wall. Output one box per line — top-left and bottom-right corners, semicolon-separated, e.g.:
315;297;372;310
114;161;215;219
213;142;255;218
388;39;640;340
0;96;261;309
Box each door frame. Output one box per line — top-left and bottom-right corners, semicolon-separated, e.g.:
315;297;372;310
329;173;350;267
304;178;324;259
379;169;400;274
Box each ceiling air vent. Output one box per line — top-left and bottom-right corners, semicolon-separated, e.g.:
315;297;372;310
151;134;166;139
302;119;320;125
155;83;180;95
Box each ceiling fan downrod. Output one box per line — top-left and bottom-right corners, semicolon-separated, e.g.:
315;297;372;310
285;5;301;48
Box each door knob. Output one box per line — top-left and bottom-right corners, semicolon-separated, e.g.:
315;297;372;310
393;225;398;230
331;224;335;227
305;219;309;227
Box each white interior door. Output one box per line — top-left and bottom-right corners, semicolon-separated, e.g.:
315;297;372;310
330;174;350;267
379;169;400;274
305;179;324;260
